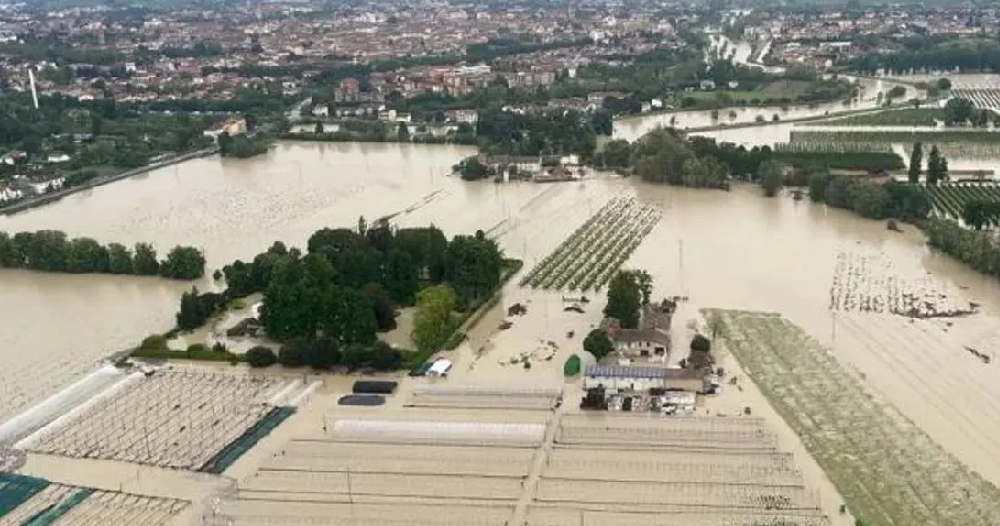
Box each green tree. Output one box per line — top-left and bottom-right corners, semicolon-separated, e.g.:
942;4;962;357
962;200;990;230
0;232;16;267
107;243;134;274
176;287;215;331
364;283;397;331
944;97;975;126
159;246;206;280
583;329;615;361
807;171;831;202
133;242;160;275
604;271;641;329
384;249;419;304
927;145;945;185
444;233;503;306
758;159;784;197
397;122;410;142
66;237;110;273
217;131;233;155
599;139;633;169
936;77;952;91
315;122;324;134
278;338;309;367
412;284;457;353
907;142;923;184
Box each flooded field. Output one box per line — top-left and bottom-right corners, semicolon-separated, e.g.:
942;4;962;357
613;77;917;142
5;138;1000;523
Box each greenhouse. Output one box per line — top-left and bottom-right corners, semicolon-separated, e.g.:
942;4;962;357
407;384;562;410
331;419;546;446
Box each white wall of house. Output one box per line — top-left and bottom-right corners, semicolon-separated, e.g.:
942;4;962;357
584;375;664;391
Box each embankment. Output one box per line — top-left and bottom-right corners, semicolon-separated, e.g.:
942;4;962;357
1;147;219;216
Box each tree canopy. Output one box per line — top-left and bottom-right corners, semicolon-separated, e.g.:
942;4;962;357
0;230;202;279
583;329;615;361
604;270;643;329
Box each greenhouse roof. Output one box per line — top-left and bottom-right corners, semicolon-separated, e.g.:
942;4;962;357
585;365;667;379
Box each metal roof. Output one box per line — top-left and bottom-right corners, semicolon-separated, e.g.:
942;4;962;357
585;365;667;379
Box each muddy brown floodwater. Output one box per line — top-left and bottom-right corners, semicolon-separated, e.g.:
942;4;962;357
5;140;1000;492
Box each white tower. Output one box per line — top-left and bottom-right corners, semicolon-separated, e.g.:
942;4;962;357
27;69;39;110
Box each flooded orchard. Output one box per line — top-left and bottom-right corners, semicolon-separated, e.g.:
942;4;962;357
5;140;1000;493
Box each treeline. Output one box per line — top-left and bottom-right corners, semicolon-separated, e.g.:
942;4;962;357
595;129;774;188
807;175;931;221
847;41;1000;74
0;230;205;279
476;109;613;159
176;221;505;367
770;151;904;172
922;218;1000;279
218;133;270;158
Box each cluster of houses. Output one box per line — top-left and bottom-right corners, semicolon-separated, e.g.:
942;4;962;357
0;175;66;203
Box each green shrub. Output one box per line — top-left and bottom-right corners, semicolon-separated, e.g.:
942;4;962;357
246;346;278;367
139;334;168;351
563;354;581;376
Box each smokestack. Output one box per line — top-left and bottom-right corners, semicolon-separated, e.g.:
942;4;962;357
27;68;39;110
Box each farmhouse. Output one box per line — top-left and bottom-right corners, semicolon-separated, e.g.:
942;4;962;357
599;299;676;361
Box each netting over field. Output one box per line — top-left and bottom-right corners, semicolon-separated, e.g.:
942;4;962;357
407;384;562;410
545;448;801;485
30;370;287;470
556;415;777;450
243;470;523;501
331;419;546;447
708;309;1000;526
0;475;186;526
208;500;512;526
264;441;534;478
526;506;832;526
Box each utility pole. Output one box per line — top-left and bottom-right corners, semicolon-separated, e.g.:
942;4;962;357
678;239;685;297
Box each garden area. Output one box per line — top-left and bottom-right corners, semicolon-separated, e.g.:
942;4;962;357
706;309;1000;526
920;183;1000;221
519;194;660;291
823;108;946;127
772;142;903;171
790;129;1000;144
829;250;974;317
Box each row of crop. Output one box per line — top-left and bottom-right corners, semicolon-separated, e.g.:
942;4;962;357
518;195;629;287
576;212;660;291
790;130;1000;144
921;184;1000;219
710;310;1000;526
529;199;641;289
773;142;894;154
934;142;1000;160
822;108;945;127
770;150;904;171
537;203;652;290
567;208;660;291
519;194;662;292
951;88;1000;109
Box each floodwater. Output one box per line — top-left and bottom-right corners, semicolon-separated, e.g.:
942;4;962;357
614;77;917;142
6;139;1000;510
